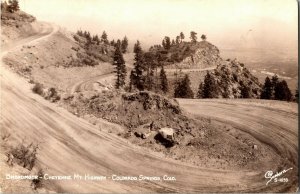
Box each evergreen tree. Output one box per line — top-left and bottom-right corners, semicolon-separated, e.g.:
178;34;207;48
197;82;204;98
8;0;19;13
176;36;180;44
190;31;197;43
171;39;175;46
116;39;121;48
77;30;83;36
240;82;250;98
271;74;279;99
121;36;128;53
180;32;185;43
144;69;155;91
174;74;194;98
85;31;92;46
274;80;292;101
163;36;171;50
130;40;145;91
261;76;272;99
162;39;166;49
112;46;126;89
201;34;207;41
110;39;115;46
92;35;100;45
203;71;218;98
83;31;88;38
133;40;142;53
101;31;109;44
143;52;156;91
160;66;168;93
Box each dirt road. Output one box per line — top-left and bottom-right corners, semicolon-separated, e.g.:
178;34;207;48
1;22;298;193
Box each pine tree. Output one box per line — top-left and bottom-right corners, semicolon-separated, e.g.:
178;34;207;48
274;80;292;101
201;34;207;41
130;40;145;91
190;31;197;43
261;76;272;99
160;66;168;93
112;46;126;89
203;71;218;98
197;81;204;98
171;39;175;46
163;36;171;50
174;74;194;98
84;31;92;47
180;32;185;43
110;39;115;46
162;39;166;49
143;52;157;91
240;82;250;98
92;35;100;45
121;36;128;53
8;0;19;13
116;39;121;48
101;31;108;44
144;69;154;91
176;36;180;44
271;74;279;99
134;40;142;53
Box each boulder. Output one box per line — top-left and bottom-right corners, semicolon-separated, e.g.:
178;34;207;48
158;127;175;141
253;145;258;150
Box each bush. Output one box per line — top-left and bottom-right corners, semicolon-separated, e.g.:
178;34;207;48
32;83;44;96
31;169;44;190
8;142;39;170
44;87;60;102
73;35;80;42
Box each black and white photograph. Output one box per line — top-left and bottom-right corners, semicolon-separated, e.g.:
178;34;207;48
0;0;298;193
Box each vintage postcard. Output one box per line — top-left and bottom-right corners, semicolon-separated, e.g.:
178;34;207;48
0;0;298;193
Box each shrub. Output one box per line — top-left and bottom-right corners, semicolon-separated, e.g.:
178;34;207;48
73;35;80;42
31;169;44;190
8;142;39;170
44;87;60;102
32;83;44;96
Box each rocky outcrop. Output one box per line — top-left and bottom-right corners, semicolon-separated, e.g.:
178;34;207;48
178;41;222;69
210;59;262;98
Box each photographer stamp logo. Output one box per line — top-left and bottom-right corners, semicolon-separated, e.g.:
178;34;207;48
264;167;293;186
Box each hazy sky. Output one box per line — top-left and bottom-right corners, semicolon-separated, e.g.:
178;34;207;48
19;0;297;50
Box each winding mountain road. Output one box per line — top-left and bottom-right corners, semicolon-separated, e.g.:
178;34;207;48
0;22;298;193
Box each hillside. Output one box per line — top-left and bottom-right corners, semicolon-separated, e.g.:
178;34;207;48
1;3;298;193
2;17;115;95
67;32;115;67
1;8;36;45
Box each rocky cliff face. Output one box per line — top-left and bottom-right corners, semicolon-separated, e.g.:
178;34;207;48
210;59;262;98
178;41;223;69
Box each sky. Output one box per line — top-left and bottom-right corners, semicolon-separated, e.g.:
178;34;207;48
18;0;298;50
